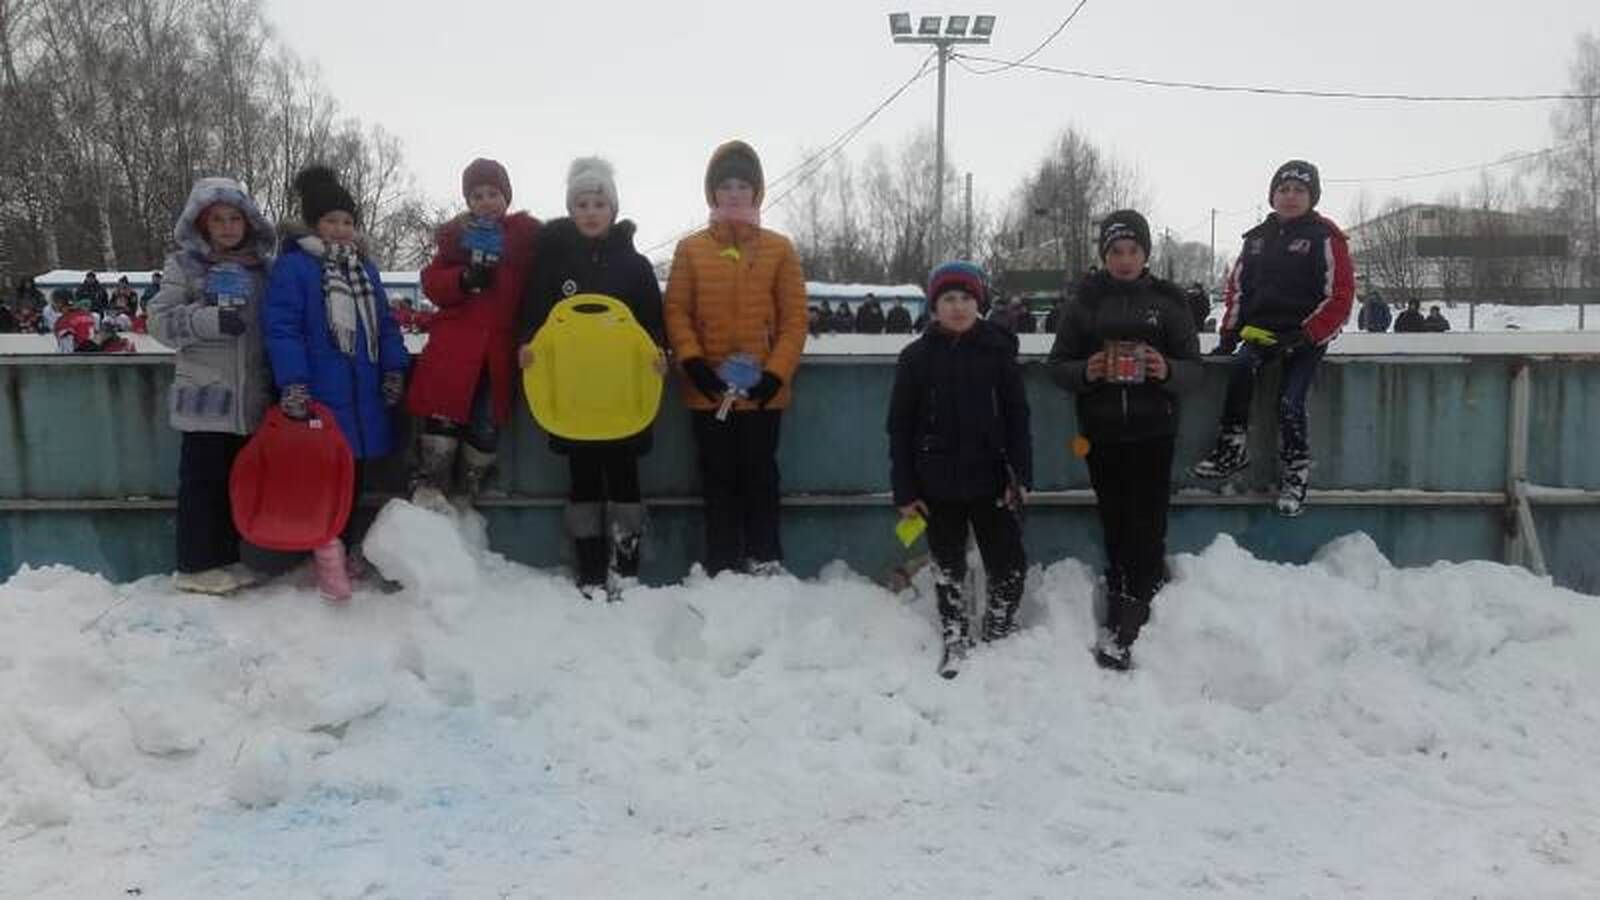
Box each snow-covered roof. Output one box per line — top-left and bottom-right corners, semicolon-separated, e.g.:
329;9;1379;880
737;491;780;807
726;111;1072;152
804;282;925;300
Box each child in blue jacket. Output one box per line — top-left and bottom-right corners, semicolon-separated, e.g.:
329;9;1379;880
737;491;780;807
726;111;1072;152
264;165;409;602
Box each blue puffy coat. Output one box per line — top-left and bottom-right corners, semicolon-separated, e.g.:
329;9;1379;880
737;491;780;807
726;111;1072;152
263;233;409;459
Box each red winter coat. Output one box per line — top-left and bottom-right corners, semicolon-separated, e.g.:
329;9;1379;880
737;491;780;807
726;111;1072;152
408;211;540;424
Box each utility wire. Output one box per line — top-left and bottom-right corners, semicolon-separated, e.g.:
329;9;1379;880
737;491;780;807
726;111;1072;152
764;50;938;210
1324;146;1559;183
957;1;1091;76
643;50;938;257
951;53;1600;102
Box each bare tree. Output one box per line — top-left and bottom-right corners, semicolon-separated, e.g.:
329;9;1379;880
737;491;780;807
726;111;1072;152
1351;197;1426;303
1547;32;1600;289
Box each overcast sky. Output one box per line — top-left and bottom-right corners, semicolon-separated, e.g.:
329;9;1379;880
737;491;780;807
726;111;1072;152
262;0;1596;266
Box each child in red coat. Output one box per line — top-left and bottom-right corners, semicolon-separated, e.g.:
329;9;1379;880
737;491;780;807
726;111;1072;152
406;159;540;509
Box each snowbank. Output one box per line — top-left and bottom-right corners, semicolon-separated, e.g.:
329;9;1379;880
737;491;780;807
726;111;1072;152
1;511;1596;898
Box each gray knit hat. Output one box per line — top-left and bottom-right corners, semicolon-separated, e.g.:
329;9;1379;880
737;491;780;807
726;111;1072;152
566;156;619;216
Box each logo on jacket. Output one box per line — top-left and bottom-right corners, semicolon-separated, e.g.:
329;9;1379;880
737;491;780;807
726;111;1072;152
561;279;578;297
1248;238;1266;255
1144;307;1161;328
1287;239;1312;254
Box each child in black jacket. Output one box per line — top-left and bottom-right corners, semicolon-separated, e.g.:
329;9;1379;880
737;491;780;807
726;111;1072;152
520;157;665;599
1049;211;1201;670
888;261;1032;678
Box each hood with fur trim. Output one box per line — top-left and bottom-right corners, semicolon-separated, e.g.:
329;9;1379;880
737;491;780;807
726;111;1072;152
173;178;276;260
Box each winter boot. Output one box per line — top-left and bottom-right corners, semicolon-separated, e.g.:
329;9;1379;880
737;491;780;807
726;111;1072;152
1096;575;1157;670
456;443;498;504
934;574;972;678
608;502;647;587
312;539;353;603
981;569;1024;642
565;502;608;599
1191;425;1250;479
410;432;459;513
1276;453;1313;517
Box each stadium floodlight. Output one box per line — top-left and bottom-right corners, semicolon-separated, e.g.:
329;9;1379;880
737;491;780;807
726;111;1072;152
886;13;997;266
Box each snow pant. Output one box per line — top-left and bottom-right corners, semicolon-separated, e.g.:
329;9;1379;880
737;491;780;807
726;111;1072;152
176;431;246;573
690;409;783;575
1219;341;1326;462
925;497;1027;632
1086;436;1175;645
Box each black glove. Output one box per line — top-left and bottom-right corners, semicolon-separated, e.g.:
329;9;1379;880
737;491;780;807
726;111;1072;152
1277;329;1312;352
217;308;246;336
460;263;494;294
680;357;727;403
1209;332;1238;356
747;371;783;407
280;383;311;420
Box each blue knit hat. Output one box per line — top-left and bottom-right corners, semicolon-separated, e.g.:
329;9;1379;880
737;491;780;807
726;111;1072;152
926;260;989;311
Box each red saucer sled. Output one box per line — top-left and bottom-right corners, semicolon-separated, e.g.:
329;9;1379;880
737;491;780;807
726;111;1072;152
229;401;356;551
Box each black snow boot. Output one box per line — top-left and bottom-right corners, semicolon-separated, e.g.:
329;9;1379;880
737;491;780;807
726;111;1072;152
982;569;1024;642
1191;425;1250;479
935;577;972;679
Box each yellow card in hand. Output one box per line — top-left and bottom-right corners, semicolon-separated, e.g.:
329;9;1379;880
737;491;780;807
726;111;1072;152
895;514;927;548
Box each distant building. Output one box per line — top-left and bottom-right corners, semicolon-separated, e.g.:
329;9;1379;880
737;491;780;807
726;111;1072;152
1347;204;1582;304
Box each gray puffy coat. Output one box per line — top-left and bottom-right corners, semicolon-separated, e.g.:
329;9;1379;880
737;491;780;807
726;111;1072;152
148;178;277;434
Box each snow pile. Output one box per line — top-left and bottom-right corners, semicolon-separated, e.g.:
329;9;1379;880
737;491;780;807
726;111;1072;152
1;515;1597;898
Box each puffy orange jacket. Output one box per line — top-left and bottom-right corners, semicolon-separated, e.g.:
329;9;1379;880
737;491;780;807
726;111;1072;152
664;142;808;411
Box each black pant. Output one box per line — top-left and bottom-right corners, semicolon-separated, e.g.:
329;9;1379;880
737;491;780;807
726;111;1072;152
1086;436;1174;601
177;432;246;573
925;497;1027;621
568;445;642;503
691;409;783;574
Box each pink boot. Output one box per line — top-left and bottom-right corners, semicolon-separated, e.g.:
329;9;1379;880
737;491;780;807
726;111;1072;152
312;540;353;603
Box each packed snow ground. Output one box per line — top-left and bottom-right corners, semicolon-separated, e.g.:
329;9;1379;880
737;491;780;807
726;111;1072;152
2;503;1597;899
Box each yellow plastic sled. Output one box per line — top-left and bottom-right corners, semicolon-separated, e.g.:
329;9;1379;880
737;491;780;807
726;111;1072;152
523;294;664;441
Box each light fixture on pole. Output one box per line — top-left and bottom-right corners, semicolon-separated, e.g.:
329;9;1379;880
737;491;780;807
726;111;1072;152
887;11;995;270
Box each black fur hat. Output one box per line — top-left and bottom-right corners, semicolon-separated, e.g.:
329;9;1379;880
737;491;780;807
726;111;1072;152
294;165;359;226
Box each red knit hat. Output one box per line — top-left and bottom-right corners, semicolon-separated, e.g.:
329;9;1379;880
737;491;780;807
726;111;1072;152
462;158;512;205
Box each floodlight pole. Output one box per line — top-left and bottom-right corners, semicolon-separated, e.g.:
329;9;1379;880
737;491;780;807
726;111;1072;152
892;16;992;270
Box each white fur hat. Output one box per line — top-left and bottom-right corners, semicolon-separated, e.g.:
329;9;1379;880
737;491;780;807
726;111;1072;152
566;156;618;216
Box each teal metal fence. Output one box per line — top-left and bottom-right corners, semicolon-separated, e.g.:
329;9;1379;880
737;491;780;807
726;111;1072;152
3;341;1597;592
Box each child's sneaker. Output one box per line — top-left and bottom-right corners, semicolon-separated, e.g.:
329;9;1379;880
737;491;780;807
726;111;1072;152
175;565;254;596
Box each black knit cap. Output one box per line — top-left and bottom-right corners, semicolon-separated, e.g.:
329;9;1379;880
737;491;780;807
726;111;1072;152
294;165;359;226
1269;159;1321;208
1098;209;1152;259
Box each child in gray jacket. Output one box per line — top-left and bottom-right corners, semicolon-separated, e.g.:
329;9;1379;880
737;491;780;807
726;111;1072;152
148;178;277;595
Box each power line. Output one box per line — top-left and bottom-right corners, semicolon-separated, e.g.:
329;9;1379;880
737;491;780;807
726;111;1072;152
957;1;1091;76
950;53;1600;103
643;50;938;257
1324;146;1559;184
765;50;938;210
